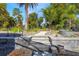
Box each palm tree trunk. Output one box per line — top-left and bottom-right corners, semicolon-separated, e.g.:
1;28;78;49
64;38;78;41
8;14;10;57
25;3;29;30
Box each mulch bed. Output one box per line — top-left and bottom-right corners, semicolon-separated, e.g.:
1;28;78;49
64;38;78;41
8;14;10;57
8;48;32;56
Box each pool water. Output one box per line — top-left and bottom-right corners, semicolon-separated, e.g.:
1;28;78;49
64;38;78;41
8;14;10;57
0;33;21;56
0;39;15;56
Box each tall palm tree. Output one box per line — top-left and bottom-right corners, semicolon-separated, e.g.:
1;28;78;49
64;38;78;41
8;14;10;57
19;3;38;30
28;12;38;29
0;3;9;16
0;3;10;29
13;8;23;31
0;3;6;14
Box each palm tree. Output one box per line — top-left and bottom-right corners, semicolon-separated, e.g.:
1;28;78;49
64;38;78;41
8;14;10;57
28;12;38;29
0;3;10;29
13;8;23;32
19;3;37;30
0;3;9;16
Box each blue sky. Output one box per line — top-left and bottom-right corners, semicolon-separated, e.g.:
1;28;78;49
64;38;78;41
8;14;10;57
7;3;49;24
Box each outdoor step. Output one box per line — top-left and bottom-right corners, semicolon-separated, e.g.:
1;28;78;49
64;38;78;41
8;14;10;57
31;36;50;45
32;36;48;38
32;40;49;42
31;40;50;44
32;40;50;42
32;38;49;40
50;37;79;40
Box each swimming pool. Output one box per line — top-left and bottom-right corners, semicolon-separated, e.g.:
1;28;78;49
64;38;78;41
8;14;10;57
0;33;21;56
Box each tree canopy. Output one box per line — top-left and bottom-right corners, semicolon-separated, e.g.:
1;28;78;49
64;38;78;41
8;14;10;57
42;4;79;30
